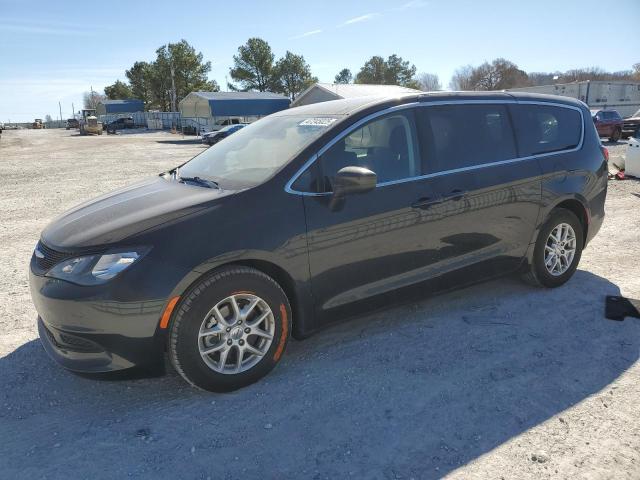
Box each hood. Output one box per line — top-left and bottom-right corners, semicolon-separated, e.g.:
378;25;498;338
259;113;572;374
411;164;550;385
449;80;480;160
42;176;233;249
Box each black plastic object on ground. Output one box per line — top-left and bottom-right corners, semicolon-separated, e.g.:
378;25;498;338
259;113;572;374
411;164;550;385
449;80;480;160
605;295;640;321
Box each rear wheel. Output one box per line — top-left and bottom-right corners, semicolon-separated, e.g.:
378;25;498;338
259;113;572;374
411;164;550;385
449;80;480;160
523;208;583;288
169;266;291;392
610;128;621;142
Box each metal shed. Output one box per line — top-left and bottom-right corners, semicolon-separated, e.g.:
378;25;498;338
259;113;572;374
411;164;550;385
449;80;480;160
95;99;144;116
179;91;290;132
290;83;422;108
507;81;640;118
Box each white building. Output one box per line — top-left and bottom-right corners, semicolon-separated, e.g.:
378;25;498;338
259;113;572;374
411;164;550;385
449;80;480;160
291;83;422;108
507;81;640;117
179;91;290;132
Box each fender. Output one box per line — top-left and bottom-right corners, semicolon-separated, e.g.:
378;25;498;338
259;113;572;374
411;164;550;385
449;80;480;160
162;248;316;340
524;193;591;268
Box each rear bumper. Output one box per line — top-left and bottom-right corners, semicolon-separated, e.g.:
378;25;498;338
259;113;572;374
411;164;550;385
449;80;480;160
585;183;607;247
30;266;167;373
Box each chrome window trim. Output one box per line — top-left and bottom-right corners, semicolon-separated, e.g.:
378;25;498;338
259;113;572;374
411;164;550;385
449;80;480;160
284;99;585;196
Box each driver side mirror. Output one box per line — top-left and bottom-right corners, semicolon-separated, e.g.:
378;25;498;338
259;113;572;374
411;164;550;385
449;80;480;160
329;166;377;211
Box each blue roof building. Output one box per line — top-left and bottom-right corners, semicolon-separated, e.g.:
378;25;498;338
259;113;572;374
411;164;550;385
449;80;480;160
179;91;290;131
96;99;144;116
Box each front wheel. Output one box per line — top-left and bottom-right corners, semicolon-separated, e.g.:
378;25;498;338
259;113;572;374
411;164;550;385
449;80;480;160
523;208;583;288
169;266;292;392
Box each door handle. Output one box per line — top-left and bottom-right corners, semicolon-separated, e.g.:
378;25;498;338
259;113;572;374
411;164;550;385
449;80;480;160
411;196;442;209
442;189;466;201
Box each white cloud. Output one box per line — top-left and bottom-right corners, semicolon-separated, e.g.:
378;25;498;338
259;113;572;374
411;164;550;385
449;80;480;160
290;29;323;40
398;0;429;9
0;21;93;36
340;13;380;27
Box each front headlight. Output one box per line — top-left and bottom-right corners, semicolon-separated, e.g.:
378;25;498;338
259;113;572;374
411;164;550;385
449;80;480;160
45;248;149;285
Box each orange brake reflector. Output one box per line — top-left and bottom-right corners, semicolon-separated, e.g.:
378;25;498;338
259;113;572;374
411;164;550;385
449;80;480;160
159;296;180;329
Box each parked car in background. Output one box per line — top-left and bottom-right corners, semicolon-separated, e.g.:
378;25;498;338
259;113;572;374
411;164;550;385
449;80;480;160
105;117;135;134
65;118;79;130
621;108;640;139
591;109;623;142
212;118;242;130
202;124;246;146
30;92;607;392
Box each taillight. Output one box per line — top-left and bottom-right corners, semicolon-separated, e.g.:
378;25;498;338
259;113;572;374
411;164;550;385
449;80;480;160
601;146;609;162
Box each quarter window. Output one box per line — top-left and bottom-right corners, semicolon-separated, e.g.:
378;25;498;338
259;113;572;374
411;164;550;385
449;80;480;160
415;104;517;173
317;111;419;192
510;104;582;156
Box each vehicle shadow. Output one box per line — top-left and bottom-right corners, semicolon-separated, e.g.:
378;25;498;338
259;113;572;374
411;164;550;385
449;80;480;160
156;139;204;145
1;270;638;479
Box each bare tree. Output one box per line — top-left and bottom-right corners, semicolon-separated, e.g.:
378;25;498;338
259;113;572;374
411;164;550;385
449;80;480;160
527;65;638;86
449;59;528;91
83;90;106;110
417;72;441;91
449;65;475;90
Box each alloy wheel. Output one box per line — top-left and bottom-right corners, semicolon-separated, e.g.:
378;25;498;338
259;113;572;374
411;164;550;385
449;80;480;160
198;293;275;374
544;223;577;276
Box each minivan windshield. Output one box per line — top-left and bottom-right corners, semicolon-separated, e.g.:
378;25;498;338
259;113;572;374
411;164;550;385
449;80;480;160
177;115;339;189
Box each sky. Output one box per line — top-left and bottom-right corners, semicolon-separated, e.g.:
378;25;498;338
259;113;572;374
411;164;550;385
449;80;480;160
0;0;638;122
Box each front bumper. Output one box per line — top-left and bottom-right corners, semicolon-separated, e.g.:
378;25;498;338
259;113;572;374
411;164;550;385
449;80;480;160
30;265;167;373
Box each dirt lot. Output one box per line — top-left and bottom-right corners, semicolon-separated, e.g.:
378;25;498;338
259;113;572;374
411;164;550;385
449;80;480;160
0;129;638;479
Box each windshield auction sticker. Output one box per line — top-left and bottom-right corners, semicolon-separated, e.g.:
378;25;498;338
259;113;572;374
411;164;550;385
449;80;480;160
299;118;338;127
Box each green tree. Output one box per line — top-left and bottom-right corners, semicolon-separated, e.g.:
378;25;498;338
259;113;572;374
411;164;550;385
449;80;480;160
384;54;418;88
334;68;353;84
126;61;154;108
153;39;219;111
355;55;418;88
355;56;387;84
229;38;276;91
120;42;217;111
273;51;317;100
104;80;134;99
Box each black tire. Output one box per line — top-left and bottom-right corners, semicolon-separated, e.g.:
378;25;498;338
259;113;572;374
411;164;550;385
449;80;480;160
609;128;621;142
169;266;292;392
523;208;583;288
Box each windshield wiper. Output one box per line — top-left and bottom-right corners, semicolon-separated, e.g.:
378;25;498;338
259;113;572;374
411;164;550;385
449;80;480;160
174;170;220;189
179;176;220;189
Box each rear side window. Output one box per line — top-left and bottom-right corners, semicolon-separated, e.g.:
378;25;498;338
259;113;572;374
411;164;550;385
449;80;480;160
510;104;582;156
415;104;516;173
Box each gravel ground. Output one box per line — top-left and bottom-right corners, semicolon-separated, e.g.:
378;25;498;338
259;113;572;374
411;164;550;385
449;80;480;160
0;129;638;479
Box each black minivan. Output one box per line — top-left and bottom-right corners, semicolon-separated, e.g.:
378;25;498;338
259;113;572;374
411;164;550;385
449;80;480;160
30;92;607;391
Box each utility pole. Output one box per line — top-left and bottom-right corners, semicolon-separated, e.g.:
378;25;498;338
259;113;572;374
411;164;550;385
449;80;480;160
72;103;75;119
58;101;63;124
170;59;177;112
